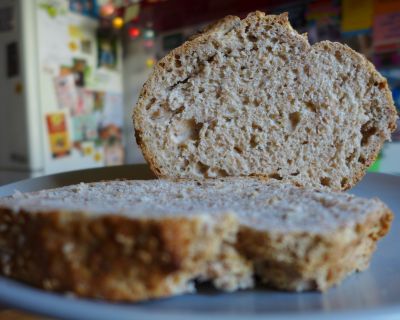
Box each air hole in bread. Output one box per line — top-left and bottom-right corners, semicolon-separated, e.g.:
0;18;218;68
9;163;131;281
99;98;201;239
173;106;185;114
303;65;310;76
199;87;205;94
211;119;219;129
234;146;243;154
151;106;172;121
346;151;356;163
151;110;162;120
340;74;349;82
250;135;259;148
212;40;220;49
252;122;262;131
207;54;217;63
207;167;229;178
341;177;349;188
269;173;282;180
170;119;202;144
305;101;317;113
145;98;156;110
254;98;261;107
194;161;209;176
334;50;342;62
358;155;366;164
320;177;331;187
291;171;299;176
278;53;288;63
361;122;378;146
289;112;301;130
175;59;182;68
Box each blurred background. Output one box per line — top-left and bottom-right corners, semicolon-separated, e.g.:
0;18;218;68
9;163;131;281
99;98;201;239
0;0;399;185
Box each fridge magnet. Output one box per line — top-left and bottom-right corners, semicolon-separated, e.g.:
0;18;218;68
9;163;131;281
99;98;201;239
75;89;95;115
72;114;98;142
80;89;95;114
69;0;98;18
53;74;78;112
104;141;124;166
93;91;105;111
38;1;67;18
72;58;87;87
97;34;118;70
102;92;124;127
94;150;103;162
99;124;121;143
45;112;71;158
68;41;78;52
81;39;93;54
59;65;72;76
68;24;83;39
99;124;124;166
80;141;95;157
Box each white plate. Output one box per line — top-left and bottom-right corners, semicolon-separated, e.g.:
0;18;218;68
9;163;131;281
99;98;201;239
0;165;399;320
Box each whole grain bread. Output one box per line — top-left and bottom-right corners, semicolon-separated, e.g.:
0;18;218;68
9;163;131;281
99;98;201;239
133;11;397;190
0;178;392;300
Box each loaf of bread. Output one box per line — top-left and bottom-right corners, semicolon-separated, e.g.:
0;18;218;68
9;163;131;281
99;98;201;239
133;11;397;190
0;178;392;300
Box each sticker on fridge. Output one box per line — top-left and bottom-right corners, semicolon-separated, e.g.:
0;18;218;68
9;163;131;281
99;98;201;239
72;114;98;143
53;74;78;112
46;112;71;158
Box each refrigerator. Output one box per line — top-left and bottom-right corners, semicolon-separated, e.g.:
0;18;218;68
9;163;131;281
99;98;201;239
0;0;125;185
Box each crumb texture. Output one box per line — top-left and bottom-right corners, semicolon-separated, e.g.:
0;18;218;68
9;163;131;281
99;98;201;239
134;11;397;190
0;178;387;233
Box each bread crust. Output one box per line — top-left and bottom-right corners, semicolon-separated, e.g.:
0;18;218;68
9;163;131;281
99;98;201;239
236;205;393;291
133;11;397;190
0;207;240;301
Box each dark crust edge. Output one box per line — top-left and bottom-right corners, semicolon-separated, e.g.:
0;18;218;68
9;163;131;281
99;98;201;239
236;205;393;291
0;207;210;301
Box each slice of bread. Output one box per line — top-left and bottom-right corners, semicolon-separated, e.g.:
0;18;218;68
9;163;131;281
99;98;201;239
0;178;392;300
133;11;397;190
0;182;251;302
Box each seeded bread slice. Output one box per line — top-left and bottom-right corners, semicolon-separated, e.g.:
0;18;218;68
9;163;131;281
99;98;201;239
133;11;397;190
0;178;392;300
0;186;251;302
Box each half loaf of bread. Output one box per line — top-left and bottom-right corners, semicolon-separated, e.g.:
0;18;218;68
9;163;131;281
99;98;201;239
133;11;397;190
0;178;392;300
